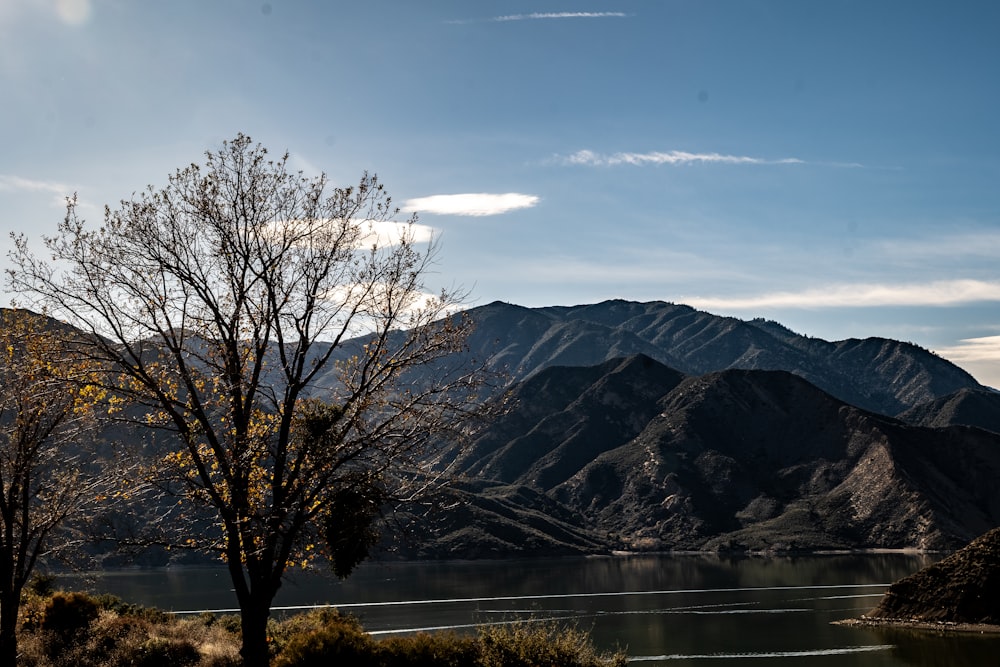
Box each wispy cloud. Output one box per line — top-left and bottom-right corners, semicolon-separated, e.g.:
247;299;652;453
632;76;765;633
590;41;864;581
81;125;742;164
403;193;539;217
357;219;436;246
492;12;628;22
559;149;805;167
0;174;73;195
0;174;77;207
935;335;1000;387
935;336;1000;364
450;12;629;25
262;219;436;249
684;279;1000;310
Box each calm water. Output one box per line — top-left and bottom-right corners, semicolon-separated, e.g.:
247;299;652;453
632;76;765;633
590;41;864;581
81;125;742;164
60;554;1000;666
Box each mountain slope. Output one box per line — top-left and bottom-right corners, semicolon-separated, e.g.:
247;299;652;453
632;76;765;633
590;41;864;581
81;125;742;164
451;354;686;490
394;480;605;559
450;359;1000;553
899;387;1000;434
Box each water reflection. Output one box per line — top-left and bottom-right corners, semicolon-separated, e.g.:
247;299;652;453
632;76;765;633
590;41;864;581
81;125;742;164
863;626;1000;667
60;554;960;666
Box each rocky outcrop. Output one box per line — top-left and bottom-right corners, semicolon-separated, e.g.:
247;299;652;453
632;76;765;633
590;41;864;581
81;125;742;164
865;527;1000;625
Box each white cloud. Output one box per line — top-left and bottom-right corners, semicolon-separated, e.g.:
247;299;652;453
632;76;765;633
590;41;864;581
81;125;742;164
448;12;628;25
403;193;539;217
0;174;77;207
935;336;1000;364
492;12;628;22
560;149;805;167
0;174;73;195
935;336;1000;388
684;280;1000;310
319;282;467;337
357;219;436;246
262;218;436;249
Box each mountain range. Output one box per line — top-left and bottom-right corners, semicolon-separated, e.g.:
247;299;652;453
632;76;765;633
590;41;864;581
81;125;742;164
392;300;1000;558
7;301;1000;561
448;300;984;416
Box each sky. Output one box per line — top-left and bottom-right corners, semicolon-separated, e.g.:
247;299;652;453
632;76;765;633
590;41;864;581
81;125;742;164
2;1;1000;387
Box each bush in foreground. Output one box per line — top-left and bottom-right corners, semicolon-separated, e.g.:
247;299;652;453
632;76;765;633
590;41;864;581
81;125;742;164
17;589;240;667
478;621;627;667
271;611;626;667
16;589;626;667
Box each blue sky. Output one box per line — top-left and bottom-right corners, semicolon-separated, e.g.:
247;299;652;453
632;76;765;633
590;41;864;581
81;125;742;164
3;1;1000;387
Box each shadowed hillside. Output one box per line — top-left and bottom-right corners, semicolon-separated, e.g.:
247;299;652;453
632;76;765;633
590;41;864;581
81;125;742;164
899;387;1000;434
431;356;1000;556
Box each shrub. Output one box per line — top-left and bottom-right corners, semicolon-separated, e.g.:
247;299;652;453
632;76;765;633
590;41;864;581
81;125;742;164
91;592;173;624
27;573;57;597
268;607;360;655
214;613;244;637
85;613;153;665
40;591;101;641
378;631;481;667
478;621;627;667
272;622;377;667
125;636;201;667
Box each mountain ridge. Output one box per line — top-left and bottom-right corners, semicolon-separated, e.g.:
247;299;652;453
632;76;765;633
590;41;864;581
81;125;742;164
458;299;983;416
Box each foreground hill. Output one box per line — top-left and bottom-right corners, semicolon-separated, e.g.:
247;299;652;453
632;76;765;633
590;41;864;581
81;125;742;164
421;355;1000;557
863;526;1000;625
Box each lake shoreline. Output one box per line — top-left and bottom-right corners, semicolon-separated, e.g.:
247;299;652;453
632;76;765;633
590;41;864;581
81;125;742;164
834;617;1000;635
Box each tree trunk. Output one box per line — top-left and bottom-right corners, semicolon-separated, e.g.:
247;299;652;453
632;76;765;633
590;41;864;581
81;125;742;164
240;599;272;667
0;589;19;667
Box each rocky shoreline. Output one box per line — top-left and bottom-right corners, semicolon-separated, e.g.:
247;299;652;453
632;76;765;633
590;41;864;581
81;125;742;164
835;617;1000;635
842;526;1000;633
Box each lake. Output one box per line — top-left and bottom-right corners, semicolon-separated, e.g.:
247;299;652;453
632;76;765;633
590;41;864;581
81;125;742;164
59;554;1000;666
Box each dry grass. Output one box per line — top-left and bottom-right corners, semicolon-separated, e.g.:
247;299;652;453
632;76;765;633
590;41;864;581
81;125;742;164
15;589;626;667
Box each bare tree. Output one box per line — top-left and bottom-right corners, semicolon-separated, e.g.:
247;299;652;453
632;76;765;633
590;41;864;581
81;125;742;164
0;309;114;665
8;134;487;667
